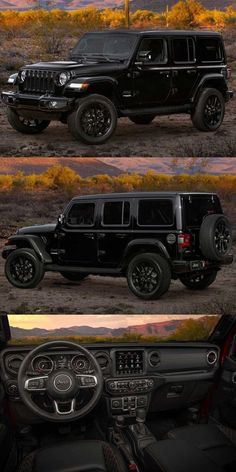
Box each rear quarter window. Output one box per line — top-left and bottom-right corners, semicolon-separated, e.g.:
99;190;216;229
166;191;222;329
197;38;223;63
138;199;173;226
183;195;222;227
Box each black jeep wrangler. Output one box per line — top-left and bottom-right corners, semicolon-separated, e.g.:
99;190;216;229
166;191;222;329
2;192;233;300
1;30;233;144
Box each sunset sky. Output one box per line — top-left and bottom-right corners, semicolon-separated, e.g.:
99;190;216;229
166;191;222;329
8;315;204;330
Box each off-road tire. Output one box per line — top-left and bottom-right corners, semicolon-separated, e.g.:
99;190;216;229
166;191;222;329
179;271;217;290
191;88;225;131
6;108;50;134
67;94;117;144
127;252;171;300
5;248;44;289
60;272;88;282
200;214;232;261
129;115;156;125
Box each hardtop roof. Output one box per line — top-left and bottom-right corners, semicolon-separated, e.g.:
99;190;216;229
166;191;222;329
71;192;218;202
84;29;222;37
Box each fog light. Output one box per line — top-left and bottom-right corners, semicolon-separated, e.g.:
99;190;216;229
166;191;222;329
49;101;58;108
48;100;66;109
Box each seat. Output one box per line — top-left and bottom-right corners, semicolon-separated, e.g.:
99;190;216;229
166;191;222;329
18;439;127;472
143;438;224;472
167;424;236;470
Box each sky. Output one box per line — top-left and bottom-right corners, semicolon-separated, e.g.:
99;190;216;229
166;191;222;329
8;315;204;330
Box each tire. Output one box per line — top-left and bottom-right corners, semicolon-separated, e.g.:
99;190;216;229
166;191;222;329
127;253;171;300
6;108;50;134
60;272;88;282
199;214;232;262
5;248;44;289
179;271;217;290
67;94;117;144
191;88;225;131
129;115;156;125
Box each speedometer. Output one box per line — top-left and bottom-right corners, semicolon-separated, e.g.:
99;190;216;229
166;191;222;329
32;356;53;374
71;355;90;373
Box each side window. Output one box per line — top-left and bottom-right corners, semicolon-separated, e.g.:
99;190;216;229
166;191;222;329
138;199;173;226
67;203;95;226
103;201;130;226
137;38;168;64
197;38;223;62
172;38;195;63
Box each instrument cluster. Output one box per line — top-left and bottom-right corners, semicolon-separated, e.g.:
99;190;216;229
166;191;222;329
31;353;92;374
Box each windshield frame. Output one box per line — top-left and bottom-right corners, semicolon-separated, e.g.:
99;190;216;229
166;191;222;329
71;32;139;63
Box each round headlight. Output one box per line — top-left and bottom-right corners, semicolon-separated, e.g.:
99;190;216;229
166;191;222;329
20;70;26;83
58;72;70;86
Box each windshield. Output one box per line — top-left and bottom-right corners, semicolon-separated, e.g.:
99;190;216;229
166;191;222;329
8;315;220;345
71;33;138;61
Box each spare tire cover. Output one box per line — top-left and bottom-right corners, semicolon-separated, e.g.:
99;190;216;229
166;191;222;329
199;214;232;262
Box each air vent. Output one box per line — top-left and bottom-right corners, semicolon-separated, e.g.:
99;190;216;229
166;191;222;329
94;352;110;371
207;350;218;366
6;354;24;374
148;351;160;368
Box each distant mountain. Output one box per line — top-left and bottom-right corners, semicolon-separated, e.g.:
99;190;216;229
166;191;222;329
10;319;185;339
0;0;235;11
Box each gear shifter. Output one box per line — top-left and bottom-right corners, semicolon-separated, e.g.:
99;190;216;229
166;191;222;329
135;409;147;435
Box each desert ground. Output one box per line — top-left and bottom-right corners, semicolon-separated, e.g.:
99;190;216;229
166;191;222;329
0;238;235;315
0;97;236;158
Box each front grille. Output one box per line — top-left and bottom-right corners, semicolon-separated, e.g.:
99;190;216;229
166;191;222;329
22;69;57;94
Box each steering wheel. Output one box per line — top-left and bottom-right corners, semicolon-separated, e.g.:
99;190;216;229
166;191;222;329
18;341;103;422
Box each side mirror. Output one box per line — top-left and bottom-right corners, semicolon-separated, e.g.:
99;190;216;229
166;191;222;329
58;214;65;225
136;51;152;63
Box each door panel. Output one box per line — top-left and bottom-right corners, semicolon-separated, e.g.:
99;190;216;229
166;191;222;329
133;37;171;106
170;37;198;103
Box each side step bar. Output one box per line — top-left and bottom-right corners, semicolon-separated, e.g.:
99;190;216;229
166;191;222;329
46;265;123;275
120;104;191;117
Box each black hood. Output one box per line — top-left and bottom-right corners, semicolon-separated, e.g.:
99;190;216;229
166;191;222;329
22;60;127;75
18;223;56;235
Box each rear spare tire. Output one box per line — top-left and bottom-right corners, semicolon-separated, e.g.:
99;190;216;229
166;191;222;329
199;214;232;261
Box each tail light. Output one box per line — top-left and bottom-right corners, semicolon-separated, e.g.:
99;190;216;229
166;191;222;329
223;67;231;80
178;233;192;250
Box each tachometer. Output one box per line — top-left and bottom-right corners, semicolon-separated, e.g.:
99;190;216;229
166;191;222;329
32;355;53;374
71;355;90;373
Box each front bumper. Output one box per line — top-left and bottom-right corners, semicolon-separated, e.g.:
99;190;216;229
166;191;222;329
173;254;233;274
1;91;75;113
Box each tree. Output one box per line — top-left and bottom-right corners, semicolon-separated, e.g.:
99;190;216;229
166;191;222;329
169;0;204;28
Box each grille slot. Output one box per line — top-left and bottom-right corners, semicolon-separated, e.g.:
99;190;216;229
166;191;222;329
22;69;57;94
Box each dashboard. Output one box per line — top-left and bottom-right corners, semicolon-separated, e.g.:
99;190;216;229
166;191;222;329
0;343;220;421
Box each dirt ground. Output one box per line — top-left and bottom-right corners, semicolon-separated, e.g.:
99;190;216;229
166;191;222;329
0;238;235;315
1;100;236;158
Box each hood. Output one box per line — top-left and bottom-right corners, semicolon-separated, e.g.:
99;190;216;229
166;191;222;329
18;223;57;235
22;60;127;75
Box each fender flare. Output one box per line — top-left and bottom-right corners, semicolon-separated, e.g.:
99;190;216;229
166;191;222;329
65;76;120;102
193;73;227;102
120;238;171;268
5;235;52;264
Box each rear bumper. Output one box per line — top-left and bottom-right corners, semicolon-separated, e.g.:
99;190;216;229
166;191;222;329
173;254;233;274
1;91;75;114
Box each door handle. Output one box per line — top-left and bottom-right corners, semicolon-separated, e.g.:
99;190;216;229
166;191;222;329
187;69;196;74
84;233;94;239
160;71;170;77
97;233;106;239
116;234;126;239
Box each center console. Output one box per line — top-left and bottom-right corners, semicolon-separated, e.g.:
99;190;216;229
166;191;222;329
105;350;156;418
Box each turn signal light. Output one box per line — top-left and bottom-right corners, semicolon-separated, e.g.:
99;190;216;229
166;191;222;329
178;233;192;249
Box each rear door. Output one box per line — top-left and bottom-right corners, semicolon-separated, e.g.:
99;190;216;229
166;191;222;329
97;199;132;267
170;36;198;104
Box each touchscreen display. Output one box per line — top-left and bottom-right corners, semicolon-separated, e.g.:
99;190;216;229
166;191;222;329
115;350;143;375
